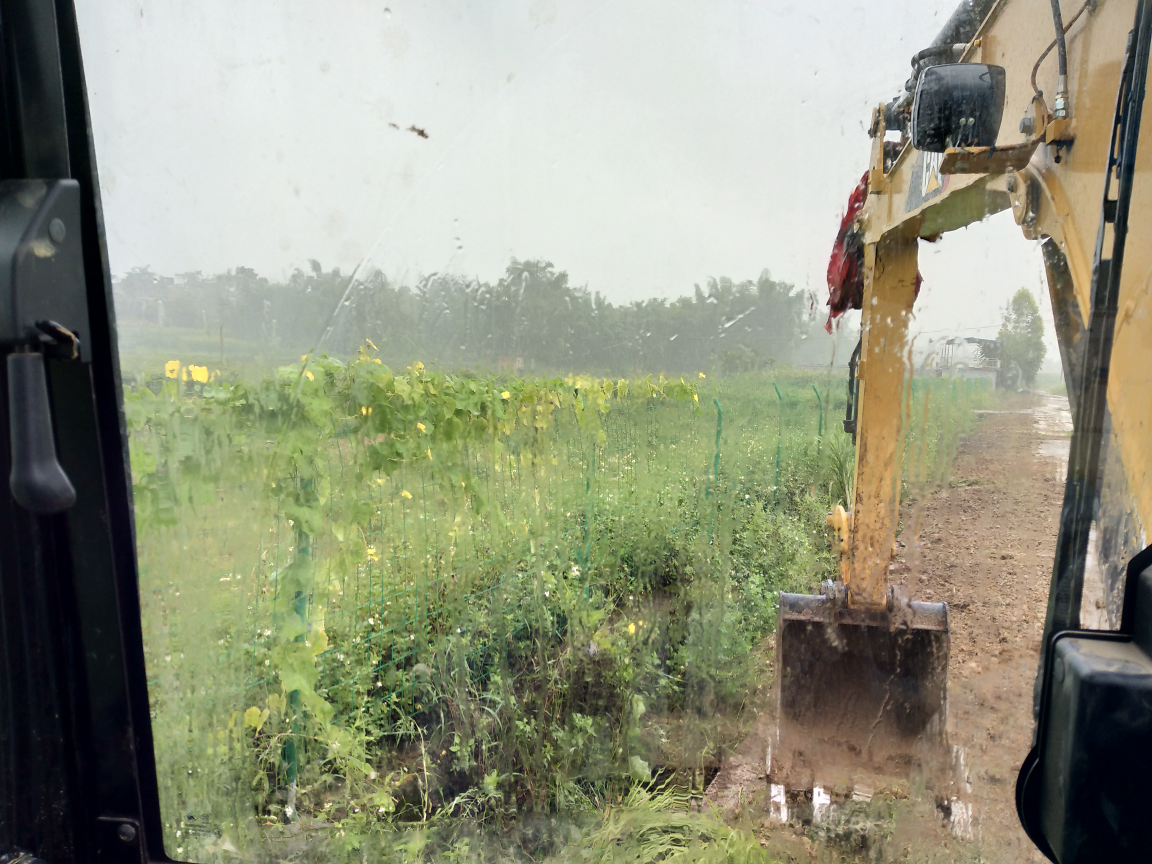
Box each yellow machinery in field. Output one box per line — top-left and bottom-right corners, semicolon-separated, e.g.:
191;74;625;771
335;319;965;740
773;1;1152;858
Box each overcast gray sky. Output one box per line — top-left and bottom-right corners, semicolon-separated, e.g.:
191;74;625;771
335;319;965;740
73;0;1058;366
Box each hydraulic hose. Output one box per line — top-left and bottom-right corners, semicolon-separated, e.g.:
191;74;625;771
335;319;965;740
1050;0;1071;116
911;43;967;72
1032;0;1094;111
890;0;999;126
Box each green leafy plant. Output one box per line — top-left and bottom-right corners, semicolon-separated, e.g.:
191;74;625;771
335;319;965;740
125;357;989;863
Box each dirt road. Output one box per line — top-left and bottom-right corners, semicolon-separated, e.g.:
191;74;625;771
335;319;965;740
709;393;1071;862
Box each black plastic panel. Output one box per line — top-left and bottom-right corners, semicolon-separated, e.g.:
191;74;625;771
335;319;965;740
911;63;1006;152
1038;571;1152;862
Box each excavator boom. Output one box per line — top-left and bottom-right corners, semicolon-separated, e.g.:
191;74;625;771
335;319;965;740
773;9;1152;853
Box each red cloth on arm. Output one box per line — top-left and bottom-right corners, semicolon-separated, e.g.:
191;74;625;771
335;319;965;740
825;171;922;332
825;172;868;332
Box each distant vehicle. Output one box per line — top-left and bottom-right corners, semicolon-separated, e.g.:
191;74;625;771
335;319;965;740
921;335;1001;384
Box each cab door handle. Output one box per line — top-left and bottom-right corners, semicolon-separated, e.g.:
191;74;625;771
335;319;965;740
8;350;75;513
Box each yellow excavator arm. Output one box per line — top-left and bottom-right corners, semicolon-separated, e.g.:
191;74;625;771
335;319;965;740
777;3;1152;858
849;0;1149;612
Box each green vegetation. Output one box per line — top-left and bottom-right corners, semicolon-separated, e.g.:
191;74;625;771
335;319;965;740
112;260;817;376
1034;370;1067;396
127;344;989;863
997;287;1047;390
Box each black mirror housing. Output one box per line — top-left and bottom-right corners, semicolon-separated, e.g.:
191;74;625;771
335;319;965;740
911;63;1006;152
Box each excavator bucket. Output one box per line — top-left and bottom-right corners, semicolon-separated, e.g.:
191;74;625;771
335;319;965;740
770;592;950;789
777;130;954;793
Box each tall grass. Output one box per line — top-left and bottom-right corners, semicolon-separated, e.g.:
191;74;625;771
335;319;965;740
126;355;991;862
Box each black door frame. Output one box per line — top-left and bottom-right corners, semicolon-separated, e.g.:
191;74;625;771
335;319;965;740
0;2;164;862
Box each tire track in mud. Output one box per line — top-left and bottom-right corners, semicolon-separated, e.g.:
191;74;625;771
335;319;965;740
708;393;1068;862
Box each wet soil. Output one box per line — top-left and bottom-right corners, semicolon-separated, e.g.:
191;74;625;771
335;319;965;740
708;392;1070;862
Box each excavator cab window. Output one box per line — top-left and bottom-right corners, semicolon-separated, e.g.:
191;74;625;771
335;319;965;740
1;2;1151;864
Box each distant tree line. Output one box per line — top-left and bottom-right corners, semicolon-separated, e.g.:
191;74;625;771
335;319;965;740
113;258;819;375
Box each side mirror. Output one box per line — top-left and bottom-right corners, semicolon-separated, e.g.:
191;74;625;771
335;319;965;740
911;63;1006;152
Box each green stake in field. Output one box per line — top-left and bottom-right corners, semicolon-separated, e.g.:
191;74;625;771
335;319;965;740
773;382;783;506
284;482;312;824
706;398;723;542
812;384;824;461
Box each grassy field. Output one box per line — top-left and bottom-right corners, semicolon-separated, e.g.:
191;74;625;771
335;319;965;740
125;345;991;863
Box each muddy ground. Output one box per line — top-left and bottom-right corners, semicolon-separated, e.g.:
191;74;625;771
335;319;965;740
708;392;1070;863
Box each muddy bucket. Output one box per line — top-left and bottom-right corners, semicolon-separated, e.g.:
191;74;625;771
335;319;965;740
769;591;950;789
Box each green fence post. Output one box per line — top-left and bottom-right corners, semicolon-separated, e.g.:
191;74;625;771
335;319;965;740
712;398;723;487
575;392;594;571
812;384;824;461
707;399;723;542
283;476;313;822
773;382;783;505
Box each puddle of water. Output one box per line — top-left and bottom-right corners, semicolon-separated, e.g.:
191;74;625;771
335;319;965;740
1028;395;1113;627
1032;395;1072;482
1036;439;1070;482
1036;439;1070;459
1031;397;1072;433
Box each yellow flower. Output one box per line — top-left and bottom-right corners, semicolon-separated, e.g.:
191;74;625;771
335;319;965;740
300;355;309;362
416;422;426;432
366;339;378;350
628;623;636;635
698;372;706;379
373;358;382;364
401;490;412;499
427;448;433;460
366;546;380;562
361;406;368;416
164;360;180;378
694;393;699;404
305;370;315;381
189;364;209;384
501;391;511;399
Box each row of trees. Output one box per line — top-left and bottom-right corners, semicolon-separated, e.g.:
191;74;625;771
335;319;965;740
113;259;825;375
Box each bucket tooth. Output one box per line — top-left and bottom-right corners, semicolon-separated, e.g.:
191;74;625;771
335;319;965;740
771;592;950;789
